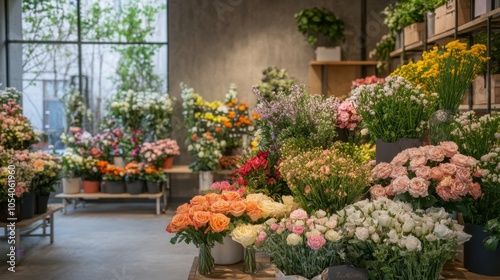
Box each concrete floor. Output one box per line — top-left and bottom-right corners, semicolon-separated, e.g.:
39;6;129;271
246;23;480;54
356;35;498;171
0;203;198;280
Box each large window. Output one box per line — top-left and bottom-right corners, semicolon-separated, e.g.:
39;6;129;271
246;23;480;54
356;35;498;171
2;0;168;147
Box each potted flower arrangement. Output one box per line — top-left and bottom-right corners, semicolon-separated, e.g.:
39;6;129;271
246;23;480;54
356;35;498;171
143;164;167;194
0;148;35;221
100;163;126;194
29;151;62;213
80;158;107;193
338;197;471;280
140;138;180;169
368;142;483;214
0;100;39;150
124;161;145;194
353;75;438;163
294;7;345;61
334;99;362;142
61;148;83;194
93;127;123;163
255;208;344;279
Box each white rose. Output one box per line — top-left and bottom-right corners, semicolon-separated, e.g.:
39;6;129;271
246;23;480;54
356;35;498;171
315;225;328;233
315;210;327;218
387;229;399;243
402;235;422;252
371;233;380;243
402;219;415;233
456;231;472;245
286;233;303;246
325;230;342;242
378;213;392;228
259;200;276;218
433;224;452;239
355;227;369;241
305;229;321;238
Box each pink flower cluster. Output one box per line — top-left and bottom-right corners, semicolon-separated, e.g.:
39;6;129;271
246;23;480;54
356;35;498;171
335;100;361;130
370;142;483;202
209;181;246;196
140;138;180;167
351;75;386;89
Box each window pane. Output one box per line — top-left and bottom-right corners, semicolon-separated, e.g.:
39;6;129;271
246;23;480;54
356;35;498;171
81;44;168;129
80;0;167;42
11;43;79;148
11;0;78;41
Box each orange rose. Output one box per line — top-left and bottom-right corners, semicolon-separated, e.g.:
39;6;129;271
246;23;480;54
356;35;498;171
228;111;236;119
205;193;222;205
245;201;263;222
176;203;190;214
209;213;230;233
190;195;207;205
229;200;246;217
189;204;208;216
166;213;190;233
222;191;241;202
193;211;212;228
210;200;230;214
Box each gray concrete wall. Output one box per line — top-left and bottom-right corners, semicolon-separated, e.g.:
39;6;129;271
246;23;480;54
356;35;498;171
168;0;390;200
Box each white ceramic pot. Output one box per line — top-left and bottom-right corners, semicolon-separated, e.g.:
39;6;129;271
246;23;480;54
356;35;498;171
113;156;126;168
211;235;244;265
62;177;81;194
198;171;213;191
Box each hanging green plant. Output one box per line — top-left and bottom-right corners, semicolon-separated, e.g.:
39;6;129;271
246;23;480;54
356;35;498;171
294;7;345;47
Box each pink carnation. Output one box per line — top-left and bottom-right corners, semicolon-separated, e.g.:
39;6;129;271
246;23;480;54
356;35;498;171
290;209;308;220
307;235;326;250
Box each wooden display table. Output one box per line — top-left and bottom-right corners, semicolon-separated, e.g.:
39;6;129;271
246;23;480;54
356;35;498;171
0;205;63;264
55;192;166;215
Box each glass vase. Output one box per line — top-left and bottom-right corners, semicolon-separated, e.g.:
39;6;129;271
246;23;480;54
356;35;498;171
243;247;257;274
198;243;215;275
429;109;457;145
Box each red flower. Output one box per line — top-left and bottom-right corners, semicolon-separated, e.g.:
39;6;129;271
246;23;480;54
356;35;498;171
236;176;248;186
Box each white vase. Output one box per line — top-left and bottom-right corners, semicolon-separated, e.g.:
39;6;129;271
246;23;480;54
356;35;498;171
211;235;244;265
113;156;126;168
427;11;435;37
198;171;213;191
62;177;81;194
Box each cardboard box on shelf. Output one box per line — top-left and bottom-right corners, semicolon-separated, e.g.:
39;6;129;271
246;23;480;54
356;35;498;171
404;22;424;46
434;0;470;34
473;74;500;105
315;46;341;61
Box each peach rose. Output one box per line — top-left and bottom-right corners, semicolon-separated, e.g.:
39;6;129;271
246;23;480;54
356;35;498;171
210;200;230;214
373;163;393;179
390;166;408;178
408;177;430;198
190;195;207;206
176;203;190;214
391;151;409;166
450;154;474;167
209;213;230;233
392;175;410;194
439;176;454;187
468;182;482;199
435;185;455;201
440;163;457;175
222;191;241;202
229;200;247;217
455;167;472;183
193;211;212;228
370;184;386;198
439;141;459;157
385;184;395;196
427;146;446;162
409;155;427;170
166;213;190;233
407;147;424;158
205;193;223;205
451;180;469;196
473;167;484;178
430;166;445;180
189;204;208;216
245;201;264;222
415;166;431;179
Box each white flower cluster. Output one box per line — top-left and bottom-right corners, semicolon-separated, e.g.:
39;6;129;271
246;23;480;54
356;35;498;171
338;197;471;252
480;147;500;184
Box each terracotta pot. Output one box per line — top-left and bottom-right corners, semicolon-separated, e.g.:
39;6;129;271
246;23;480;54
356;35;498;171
82;180;100;193
163;157;174;169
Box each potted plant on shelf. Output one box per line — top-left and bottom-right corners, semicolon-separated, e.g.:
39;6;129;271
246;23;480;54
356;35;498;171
294;7;345;61
124;161;145;194
140;138;180;169
143;164;167;194
101;163;126;194
80;158;106;193
61;149;83;194
29;151;62;213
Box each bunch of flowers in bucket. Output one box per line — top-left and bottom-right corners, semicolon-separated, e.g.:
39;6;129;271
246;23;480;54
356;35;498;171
255;208;344;279
187;132;225;171
140;138;180;168
100;163;126;181
142;164;167;183
0;148;34;203
338;197;471;280
29;151;62;196
0;100;39;150
369;142;483;214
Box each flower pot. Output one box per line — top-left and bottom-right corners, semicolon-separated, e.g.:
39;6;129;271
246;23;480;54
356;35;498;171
427;11;435;37
198;171;214;191
376;138;423;164
126;180;145;194
102;180;125;194
113;156;126;168
429;109;457;145
0;202;21;222
335;127;348;142
20;192;35;220
82;180;100;193
464;223;500;276
34;195;50;214
163;157;174;169
275;267;325;280
62;177;81;194
211;235;244;265
146;181;161;194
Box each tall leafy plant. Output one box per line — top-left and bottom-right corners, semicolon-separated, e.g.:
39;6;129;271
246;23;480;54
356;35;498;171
294;7;345;47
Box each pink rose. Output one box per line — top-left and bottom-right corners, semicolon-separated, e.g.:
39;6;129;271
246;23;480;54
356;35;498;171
468;182;482;200
451;180;469;196
436;185;455;201
415;166;431;179
473;167;484;178
292;225;306;235
290;209;308;220
390;166;408;178
370;184;386;198
409;155;427;170
385;184;395;196
450;154;477;168
408;177;430;198
439;141;459;157
440;163;457;175
391;151;409;166
270;223;279;231
455;167;472;183
440;176;454;187
391;175;410;194
373;163;393;179
307;235;326;250
427;146;446;162
430;166;445;180
407;147;424;158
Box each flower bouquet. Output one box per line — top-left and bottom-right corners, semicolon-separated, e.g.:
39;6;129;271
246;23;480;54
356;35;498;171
0;100;39;150
143;164;167;183
187;132;225;171
93;128;123;162
338;197;471;280
279;145;371;214
0;148;34;204
29;151;62;196
255;208;344;279
140;138;180;169
369;142;483;214
61;149;84;178
100;163;126;193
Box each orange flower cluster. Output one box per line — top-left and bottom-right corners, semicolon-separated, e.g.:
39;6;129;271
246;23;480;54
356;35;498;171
100;163;126;180
223;100;254;129
166;191;269;234
144;164;159;175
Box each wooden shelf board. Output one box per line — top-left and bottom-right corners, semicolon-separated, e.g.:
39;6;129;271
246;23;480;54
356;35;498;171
55;192;163;199
309;60;378;66
404;41;424;51
428;30;455;44
390;48;403;57
459;104;500;111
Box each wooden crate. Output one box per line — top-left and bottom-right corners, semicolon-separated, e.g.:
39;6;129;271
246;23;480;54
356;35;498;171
404;22;425;46
435;0;470;34
473;74;500;105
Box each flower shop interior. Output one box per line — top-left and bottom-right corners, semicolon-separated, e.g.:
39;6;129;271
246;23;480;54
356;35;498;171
1;0;500;279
